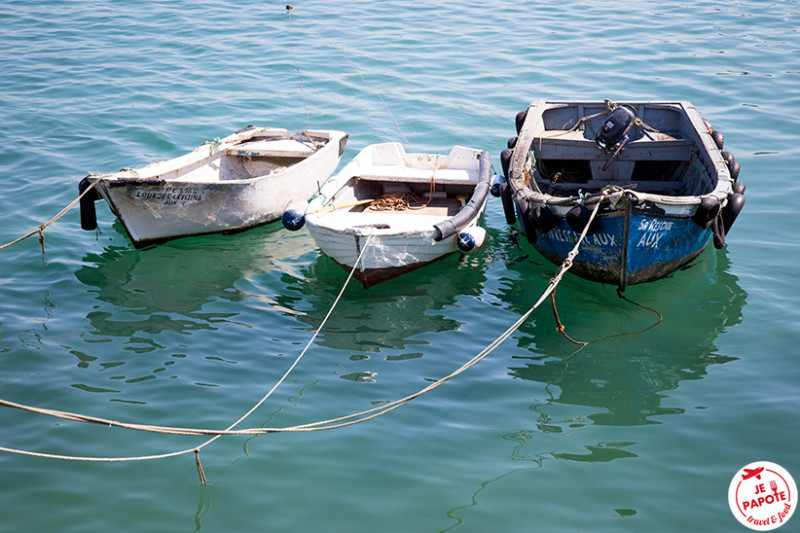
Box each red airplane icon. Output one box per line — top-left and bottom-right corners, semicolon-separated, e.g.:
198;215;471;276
742;467;764;481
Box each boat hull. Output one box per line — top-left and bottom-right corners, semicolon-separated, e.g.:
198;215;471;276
100;170;326;247
307;222;465;288
504;99;739;289
301;143;491;287
522;206;712;287
92;128;347;247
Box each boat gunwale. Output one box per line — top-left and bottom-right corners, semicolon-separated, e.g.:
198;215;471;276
509;99;734;207
94;128;348;186
89;127;348;247
306;145;489;239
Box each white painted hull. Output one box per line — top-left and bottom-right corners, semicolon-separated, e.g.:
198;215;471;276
91;127;347;247
303;143;490;287
308;213;475;286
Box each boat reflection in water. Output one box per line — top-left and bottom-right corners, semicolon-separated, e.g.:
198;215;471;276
292;245;492;354
73;221;494;391
499;247;746;461
71;223;318;398
76;222;315;330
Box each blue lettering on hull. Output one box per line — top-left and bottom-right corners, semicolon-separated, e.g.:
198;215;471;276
528;214;712;285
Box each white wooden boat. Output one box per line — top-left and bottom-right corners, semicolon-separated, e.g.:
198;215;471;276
79;126;348;247
283;143;491;287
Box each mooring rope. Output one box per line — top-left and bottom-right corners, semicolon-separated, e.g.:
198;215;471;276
286;5;311;134
0;230;376;467
0;175;102;253
0;196;606;473
368;154;441;212
550;287;663;345
328;42;415;154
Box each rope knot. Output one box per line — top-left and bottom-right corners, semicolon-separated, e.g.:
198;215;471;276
37;226;47;259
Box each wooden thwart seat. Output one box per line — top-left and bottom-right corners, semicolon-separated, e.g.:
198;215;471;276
356;169;476;185
543;179;686;195
226;138;318;158
534;134;696;162
533;132;694;194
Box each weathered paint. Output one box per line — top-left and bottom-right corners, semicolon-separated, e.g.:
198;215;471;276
523;209;712;287
330;251;457;288
305;144;491;287
507;99;737;289
93;128;348;247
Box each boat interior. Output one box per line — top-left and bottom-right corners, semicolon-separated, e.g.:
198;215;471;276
217;134;324;181
327;175;475;218
527;103;717;198
130;132;327;183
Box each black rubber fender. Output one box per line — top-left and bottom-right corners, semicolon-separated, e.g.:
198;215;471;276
499;182;516;225
722;151;735;168
530;202;558;234
500;148;513;179
733;181;746;195
722;151;740;181
515;110;528;135
432;151;491;241
728;159;740;182
281;208;306;231
507;136;518;149
722;193;746;235
691;196;720;229
566;204;598;236
78;176;99;231
490;173;504;197
712;130;724;150
519;199;538;244
712;215;726;249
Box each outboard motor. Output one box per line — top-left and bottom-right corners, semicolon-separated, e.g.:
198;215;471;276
596;106;636;152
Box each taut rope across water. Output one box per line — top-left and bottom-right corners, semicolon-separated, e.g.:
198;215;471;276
0;198;608;483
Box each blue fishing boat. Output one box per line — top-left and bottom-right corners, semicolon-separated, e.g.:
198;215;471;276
496;99;746;290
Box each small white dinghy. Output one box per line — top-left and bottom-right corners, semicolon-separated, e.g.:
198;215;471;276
282;142;491;287
79;126;348;247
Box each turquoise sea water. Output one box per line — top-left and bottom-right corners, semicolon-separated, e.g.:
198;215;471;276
1;1;799;531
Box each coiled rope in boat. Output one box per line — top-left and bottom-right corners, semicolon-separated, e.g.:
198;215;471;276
367;192;422;211
367;154;440;211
